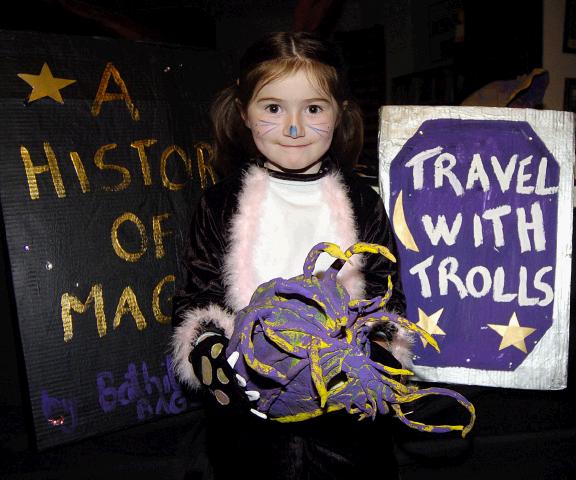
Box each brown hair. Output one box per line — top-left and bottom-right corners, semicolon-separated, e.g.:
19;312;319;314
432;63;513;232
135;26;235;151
210;31;363;175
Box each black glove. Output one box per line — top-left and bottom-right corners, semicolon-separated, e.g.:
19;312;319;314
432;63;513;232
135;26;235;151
189;332;266;418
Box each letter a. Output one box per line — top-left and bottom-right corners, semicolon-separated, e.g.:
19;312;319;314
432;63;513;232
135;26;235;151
91;63;140;121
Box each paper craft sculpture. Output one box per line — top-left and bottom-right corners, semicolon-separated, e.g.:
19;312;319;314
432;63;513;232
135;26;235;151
227;242;475;437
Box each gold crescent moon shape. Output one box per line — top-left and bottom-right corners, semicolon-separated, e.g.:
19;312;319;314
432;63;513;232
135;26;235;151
392;190;419;252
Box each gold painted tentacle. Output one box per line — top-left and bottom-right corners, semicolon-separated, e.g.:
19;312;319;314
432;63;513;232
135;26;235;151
391;403;461;433
263;325;308;356
310;337;328;408
375;364;413;376
379;276;394;308
392;316;440;352
345;242;397;263
302;242;349;279
390;389;476;438
377;374;412;396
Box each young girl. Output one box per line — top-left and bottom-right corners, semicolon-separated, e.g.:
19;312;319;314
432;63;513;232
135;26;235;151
172;31;410;480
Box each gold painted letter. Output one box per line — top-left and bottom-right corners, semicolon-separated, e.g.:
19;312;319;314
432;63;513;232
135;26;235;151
152;274;175;324
21;143;66;199
195;142;217;189
111;212;148;262
69;151;91;193
160;145;192;190
61;284;106;342
130;139;158;185
113;286;147;331
91;62;140;121
94;143;131;191
152;213;172;259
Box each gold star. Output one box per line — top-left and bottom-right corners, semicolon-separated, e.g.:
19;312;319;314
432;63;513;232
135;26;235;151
487;312;536;354
415;307;446;348
18;63;76;104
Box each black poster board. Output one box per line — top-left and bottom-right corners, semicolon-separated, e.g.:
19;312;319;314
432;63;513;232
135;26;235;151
0;30;225;449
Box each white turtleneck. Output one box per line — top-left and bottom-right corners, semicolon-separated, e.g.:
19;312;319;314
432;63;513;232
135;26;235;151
252;175;344;285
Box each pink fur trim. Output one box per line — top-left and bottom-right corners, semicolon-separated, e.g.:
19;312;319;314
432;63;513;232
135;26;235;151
223;166;270;311
320;172;365;299
171;304;235;389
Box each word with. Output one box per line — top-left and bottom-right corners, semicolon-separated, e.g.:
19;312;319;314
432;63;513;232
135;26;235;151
406;148;558;197
422;201;546;252
409;256;553;307
20;140;216;200
41;390;78;434
61;274;174;342
97;355;187;421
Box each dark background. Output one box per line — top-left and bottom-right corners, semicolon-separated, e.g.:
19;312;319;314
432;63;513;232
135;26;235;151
0;0;545;174
1;1;575;479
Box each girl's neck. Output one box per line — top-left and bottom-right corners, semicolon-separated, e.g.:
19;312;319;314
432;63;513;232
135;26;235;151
263;158;323;175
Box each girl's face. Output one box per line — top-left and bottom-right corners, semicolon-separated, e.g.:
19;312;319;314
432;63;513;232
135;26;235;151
242;69;339;173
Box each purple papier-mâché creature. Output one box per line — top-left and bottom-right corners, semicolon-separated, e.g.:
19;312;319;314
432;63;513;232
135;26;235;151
226;242;476;437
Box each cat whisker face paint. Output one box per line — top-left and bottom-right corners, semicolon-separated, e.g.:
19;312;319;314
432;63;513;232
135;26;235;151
255;119;279;136
242;69;338;173
308;123;330;136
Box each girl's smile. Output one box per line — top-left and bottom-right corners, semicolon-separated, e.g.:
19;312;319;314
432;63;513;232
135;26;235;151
242;69;338;173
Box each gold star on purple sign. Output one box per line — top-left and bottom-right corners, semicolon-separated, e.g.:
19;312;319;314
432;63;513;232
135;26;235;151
18;63;76;104
487;312;536;354
415;307;446;348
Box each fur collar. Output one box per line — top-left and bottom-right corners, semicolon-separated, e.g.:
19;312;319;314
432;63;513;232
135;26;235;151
222;165;365;312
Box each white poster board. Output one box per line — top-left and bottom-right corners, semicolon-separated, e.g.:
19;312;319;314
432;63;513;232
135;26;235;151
379;106;573;389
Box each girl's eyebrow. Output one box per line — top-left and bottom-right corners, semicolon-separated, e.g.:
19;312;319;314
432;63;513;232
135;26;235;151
256;97;283;103
256;97;331;103
305;97;331;103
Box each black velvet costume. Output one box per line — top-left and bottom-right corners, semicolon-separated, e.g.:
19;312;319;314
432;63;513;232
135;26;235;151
172;159;408;480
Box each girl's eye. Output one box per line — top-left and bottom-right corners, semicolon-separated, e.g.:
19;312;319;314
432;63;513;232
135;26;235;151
265;104;281;114
307;105;324;114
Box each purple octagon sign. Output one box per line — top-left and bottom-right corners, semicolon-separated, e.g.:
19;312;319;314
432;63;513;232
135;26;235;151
388;118;559;372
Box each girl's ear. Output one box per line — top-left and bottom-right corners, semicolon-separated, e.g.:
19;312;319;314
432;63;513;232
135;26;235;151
236;99;250;129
